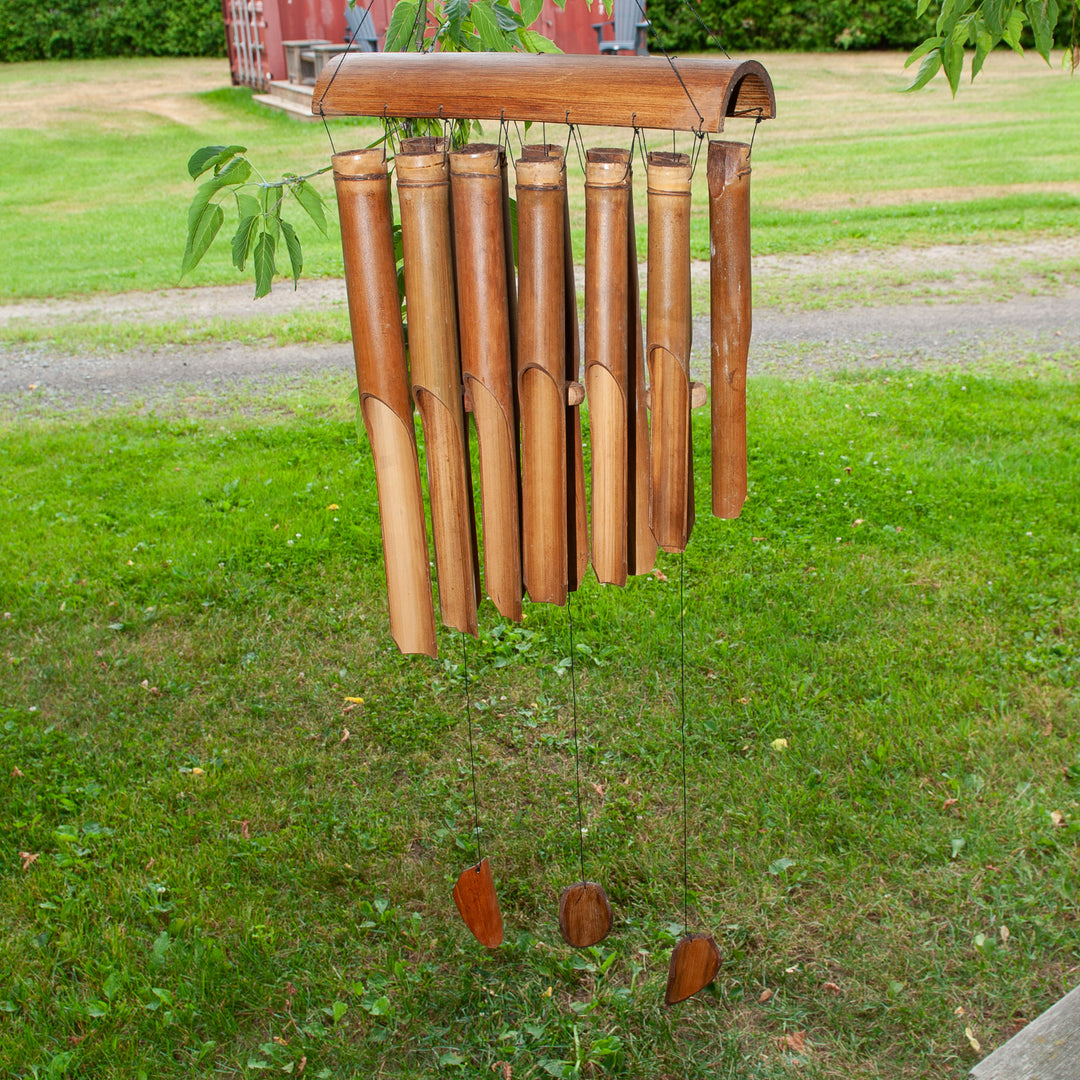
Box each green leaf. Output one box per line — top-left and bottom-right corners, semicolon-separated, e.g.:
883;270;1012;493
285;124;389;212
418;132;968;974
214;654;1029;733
519;28;562;52
935;0;969;37
1002;6;1027;50
904;35;945;67
943;37;966;94
181;203;224;277
438;1051;466;1067
292;179;328;236
1025;0;1059;62
253;229;277;299
231;214;260;271
471;1;514;50
983;0;1011;37
384;0;420;51
916;0;933;16
520;0;543;27
972;26;995;77
492;0;524;32
768;857;797;875
443;0;470;42
280;219;303;287
102;971;124;1001
187;144;246;180
904;49;944;91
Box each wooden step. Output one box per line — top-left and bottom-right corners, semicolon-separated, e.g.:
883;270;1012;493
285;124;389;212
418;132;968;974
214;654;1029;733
252;90;318;122
266;80;316;108
970;982;1080;1080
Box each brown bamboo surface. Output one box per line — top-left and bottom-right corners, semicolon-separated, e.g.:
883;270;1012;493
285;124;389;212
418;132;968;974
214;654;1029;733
313;54;775;133
333;148;436;658
665;933;722;1005
558;882;614;948
450;144;523;622
451;858;503;949
646;151;694;554
708;140;752;520
397;137;480;636
516;151;569;606
584;149;630;586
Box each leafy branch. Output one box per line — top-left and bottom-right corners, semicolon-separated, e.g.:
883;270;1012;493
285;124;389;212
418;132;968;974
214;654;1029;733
181;145;330;298
905;0;1079;94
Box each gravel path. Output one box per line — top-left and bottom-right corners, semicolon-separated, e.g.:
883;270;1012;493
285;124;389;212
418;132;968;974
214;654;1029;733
3;241;1078;412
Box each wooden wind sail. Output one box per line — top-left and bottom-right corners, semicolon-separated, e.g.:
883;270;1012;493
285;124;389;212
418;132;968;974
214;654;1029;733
396;136;481;637
333;148;437;658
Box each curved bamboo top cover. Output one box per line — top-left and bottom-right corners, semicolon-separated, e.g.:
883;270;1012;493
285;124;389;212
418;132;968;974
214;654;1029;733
313;54;775;133
449;142;523;622
332;147;437;658
708;140;752;521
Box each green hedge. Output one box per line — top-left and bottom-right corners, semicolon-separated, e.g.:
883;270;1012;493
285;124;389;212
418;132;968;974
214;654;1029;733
0;0;225;62
644;0;939;52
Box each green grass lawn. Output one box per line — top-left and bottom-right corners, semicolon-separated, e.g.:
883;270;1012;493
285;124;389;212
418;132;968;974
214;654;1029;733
2;369;1078;1078
1;51;1078;300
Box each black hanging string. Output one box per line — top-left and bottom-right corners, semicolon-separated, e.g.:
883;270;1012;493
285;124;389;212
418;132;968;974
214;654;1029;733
460;632;484;868
679;552;689;931
677;0;731;58
629;0;706;135
567;595;587;888
314;0;381;149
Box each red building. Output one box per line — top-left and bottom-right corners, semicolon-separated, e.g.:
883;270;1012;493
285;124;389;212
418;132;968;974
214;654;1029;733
222;0;608;90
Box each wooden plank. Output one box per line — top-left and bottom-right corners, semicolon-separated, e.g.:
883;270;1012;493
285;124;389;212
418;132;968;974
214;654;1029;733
312;53;775;132
970;982;1080;1080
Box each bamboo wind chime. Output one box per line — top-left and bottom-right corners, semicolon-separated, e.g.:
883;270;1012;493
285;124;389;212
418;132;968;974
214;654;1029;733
321;52;774;1003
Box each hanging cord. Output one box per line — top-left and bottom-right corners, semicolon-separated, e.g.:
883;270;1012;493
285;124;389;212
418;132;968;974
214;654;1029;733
630;0;706;136
679;552;689;932
677;0;731;58
747;107;764;156
460;632;484;868
314;0;381;150
567;594;588;888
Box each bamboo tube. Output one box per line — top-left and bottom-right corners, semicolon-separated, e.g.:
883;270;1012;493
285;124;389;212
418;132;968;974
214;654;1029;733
449;143;523;622
396;136;480;637
584;149;630;586
626;167;657;577
708;140;752;520
516;148;570;606
333;148;437;657
646;151;694;554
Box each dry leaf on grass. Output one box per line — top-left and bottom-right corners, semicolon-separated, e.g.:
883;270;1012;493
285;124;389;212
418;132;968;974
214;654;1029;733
1050;810;1066;827
822;981;842;994
491;1064;512;1080
19;851;39;871
11;766;23;778
784;1031;808;1054
341;727;350;743
758;988;774;1003
965;1026;981;1053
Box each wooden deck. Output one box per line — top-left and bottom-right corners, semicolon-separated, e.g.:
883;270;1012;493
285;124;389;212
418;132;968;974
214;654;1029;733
971;983;1080;1080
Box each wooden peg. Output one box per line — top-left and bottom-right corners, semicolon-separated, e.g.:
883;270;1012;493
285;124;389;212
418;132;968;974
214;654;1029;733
452;857;503;948
566;382;586;408
558;881;613;948
665;933;721;1005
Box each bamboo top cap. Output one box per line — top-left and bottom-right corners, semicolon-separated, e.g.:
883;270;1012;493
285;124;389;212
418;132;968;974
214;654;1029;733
313;54;775;133
396;136;450;184
707;139;752;187
449;142;504;176
515;153;564;188
646;151;692;193
585;147;631;187
332;147;388;179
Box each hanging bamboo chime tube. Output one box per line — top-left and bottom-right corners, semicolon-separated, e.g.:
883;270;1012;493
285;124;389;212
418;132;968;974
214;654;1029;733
449;143;523;622
333;148;437;657
515;146;586;606
584;149;630;585
646;151;694;553
396;136;480;636
708;140;752;520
